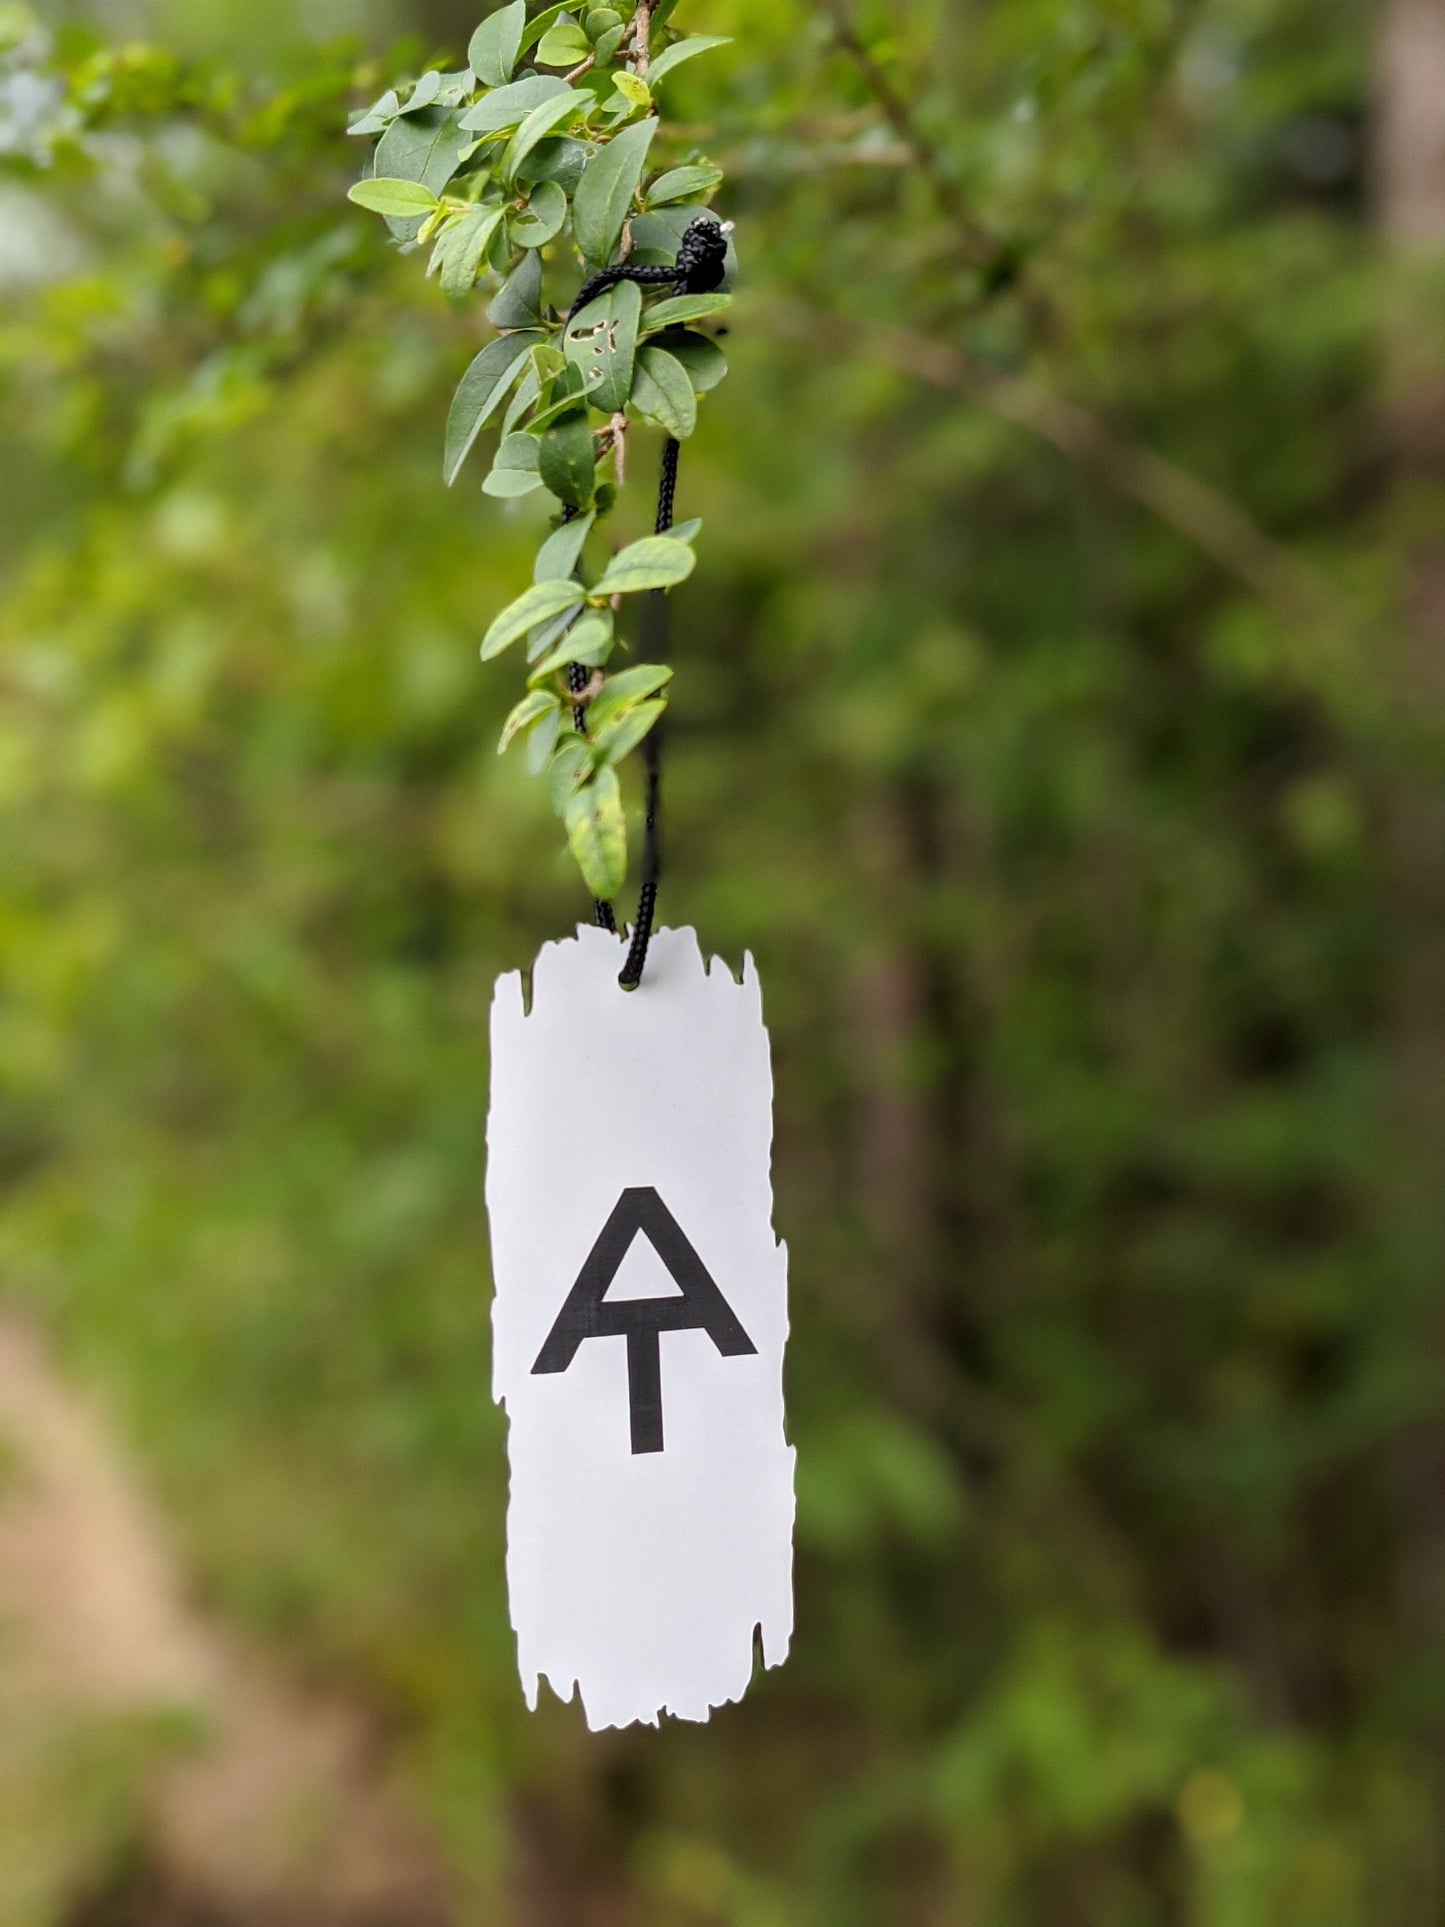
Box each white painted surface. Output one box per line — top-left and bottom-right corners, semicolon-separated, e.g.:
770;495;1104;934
487;925;794;1730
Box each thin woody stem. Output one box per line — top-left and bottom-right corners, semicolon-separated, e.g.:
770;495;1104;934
801;21;1337;636
816;0;1007;275
777;301;1340;635
630;0;656;78
609;411;628;485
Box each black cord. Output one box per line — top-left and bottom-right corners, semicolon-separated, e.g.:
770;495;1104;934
565;217;729;325
617;434;679;991
560;217;727;984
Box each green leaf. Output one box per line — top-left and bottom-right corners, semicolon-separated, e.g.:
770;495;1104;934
488;249;544;327
498;686;558;752
539;411;597;508
592;534;695;595
640;291;732;333
613;72;651;108
509;178;568;247
459;73;567;134
630;345;697;438
348;177;440;217
529;606;614;676
494;432;541;471
534;510;596;582
527;369;604;433
482;431;543;496
517;136;587;191
527;608;581;662
656;329;727;393
482;578;586;659
548;734;593;813
645;163;723;206
483;471;544;498
586;663;673;729
564;278;641;415
502;89;589;180
591;697;666;767
524;704;562;775
530;341;568;385
594;23;625;62
572;117;657;265
444;331;541;485
667;516;702;544
527;605;582;661
645;35;731;85
566;768;627;897
348;88;399;135
373;109;471;230
400;70;443;113
536;20;591;67
526;376;606;427
435;204;505;294
469;1;526;87
502;361;542;435
520;2;570;53
585;7;623;42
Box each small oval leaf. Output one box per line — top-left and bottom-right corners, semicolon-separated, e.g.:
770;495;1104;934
564;277;641;415
534;510;597;582
613;72;652;108
572;117;657;264
436;203;505;295
502;88;589;181
348;177;440;216
586;663;673;730
498;686;558;753
645;163;723;206
592;697;666;768
565;768;628;897
488;249;544;327
482;578;586;660
592;534;696;596
444;331;541;486
536;20;591;67
630;344;697;439
510;177;568;247
460;72;567;133
657;329;728;393
538;411;598;509
639;291;732;334
469;1;527;86
645;35;732;86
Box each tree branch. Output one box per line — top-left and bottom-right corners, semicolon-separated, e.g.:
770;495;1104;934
816;0;1009;277
776;302;1337;630
630;0;656;79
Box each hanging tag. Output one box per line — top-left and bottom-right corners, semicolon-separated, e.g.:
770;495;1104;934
487;925;795;1730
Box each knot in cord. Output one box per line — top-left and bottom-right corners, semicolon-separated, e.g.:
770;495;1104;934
566;215;729;324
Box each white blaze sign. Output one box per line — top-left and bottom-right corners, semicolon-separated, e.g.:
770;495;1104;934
486;924;795;1730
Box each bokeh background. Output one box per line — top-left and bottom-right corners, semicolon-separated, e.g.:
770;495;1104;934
2;0;1444;1920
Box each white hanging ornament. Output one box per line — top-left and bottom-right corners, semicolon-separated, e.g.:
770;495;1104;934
487;923;795;1730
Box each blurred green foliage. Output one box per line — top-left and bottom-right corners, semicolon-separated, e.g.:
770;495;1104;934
0;0;1440;1921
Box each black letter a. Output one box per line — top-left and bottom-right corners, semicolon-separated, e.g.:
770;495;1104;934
532;1187;756;1454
